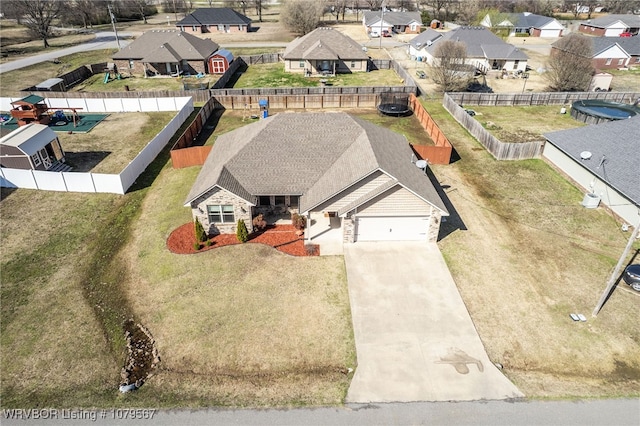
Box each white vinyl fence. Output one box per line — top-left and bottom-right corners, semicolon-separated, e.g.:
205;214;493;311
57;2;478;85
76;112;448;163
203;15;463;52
1;97;193;194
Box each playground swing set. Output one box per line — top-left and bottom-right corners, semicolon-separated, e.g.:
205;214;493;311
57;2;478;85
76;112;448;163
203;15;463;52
9;95;82;127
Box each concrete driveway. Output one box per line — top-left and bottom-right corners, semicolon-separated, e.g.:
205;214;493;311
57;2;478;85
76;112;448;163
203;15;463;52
344;242;524;403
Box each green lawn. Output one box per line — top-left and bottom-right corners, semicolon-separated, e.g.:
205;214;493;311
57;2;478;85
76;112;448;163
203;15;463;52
235;62;402;88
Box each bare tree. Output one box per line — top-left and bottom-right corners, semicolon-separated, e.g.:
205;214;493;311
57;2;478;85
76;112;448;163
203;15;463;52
12;0;66;48
118;0;155;24
428;40;469;91
280;0;323;35
421;0;457;21
365;0;383;10
545;33;594;92
603;0;639;14
254;0;268;22
0;0;24;24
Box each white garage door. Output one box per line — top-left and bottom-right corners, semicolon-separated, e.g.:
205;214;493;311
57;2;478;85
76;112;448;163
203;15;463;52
355;216;429;242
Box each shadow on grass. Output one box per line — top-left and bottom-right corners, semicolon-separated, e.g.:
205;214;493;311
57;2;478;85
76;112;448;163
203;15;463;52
424;166;467;241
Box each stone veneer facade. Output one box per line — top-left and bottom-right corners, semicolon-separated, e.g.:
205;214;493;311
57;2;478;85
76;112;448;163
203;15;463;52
191;187;253;235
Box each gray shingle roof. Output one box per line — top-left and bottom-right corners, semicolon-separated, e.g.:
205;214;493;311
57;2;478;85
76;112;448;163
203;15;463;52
283;28;368;61
363;11;422;26
581;14;640;29
552;35;637;58
112;30;219;61
176;8;252;26
544;116;640;206
408;28;443;49
185;112;448;215
508;12;556;29
425;27;528;61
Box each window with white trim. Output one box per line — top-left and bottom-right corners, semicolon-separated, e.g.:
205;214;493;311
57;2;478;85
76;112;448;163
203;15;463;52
605;58;612;65
207;205;235;223
617;58;624;65
299;60;305;68
31;153;41;166
129;59;134;69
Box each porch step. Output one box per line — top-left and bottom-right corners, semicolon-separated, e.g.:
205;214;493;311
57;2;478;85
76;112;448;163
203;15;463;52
48;161;72;172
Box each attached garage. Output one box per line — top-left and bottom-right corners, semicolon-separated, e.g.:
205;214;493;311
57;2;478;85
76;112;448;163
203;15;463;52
355;216;429;241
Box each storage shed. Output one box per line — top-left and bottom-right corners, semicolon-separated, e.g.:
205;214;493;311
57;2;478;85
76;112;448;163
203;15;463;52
208;49;234;74
35;78;66;92
0;124;65;170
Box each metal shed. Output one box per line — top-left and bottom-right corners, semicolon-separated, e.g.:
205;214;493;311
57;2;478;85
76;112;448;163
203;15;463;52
0;124;66;170
35;77;66;92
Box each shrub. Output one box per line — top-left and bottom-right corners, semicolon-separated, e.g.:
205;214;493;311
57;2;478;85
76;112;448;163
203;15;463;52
236;219;249;243
193;242;201;251
252;213;267;232
291;213;307;230
194;217;207;242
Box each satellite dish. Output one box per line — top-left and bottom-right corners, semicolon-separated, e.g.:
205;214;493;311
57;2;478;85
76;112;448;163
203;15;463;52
580;151;592;160
415;159;428;169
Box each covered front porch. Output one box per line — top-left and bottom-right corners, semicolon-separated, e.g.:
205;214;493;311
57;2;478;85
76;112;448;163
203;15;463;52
305;212;344;255
304;59;337;77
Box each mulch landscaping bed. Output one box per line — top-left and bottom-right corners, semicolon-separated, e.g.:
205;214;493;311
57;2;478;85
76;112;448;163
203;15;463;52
167;223;319;256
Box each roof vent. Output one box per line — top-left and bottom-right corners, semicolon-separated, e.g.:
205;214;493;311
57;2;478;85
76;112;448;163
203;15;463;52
580;151;592;160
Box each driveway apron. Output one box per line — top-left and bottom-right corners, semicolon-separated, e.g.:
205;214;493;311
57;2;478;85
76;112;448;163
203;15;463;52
344;242;523;403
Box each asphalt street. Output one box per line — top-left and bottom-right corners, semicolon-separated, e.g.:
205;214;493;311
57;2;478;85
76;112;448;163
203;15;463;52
0;32;132;74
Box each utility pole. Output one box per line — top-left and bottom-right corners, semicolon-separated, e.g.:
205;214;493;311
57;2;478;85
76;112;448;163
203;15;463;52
108;4;121;49
593;216;640;316
379;1;385;50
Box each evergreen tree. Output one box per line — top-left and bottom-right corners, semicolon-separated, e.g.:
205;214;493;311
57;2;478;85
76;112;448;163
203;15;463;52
236;219;249;243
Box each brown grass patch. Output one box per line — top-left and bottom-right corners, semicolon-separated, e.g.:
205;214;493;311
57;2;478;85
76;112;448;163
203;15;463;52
425;100;640;398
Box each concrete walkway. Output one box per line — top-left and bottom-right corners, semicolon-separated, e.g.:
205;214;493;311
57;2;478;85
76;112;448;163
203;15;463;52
344;241;524;403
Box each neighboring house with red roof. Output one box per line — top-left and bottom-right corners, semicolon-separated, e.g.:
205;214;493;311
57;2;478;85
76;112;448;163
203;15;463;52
578;14;640;37
176;7;252;34
184;112;449;247
282;28;369;76
112;30;220;76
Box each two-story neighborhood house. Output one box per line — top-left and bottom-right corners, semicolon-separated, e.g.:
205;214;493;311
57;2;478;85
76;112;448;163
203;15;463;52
578;14;640;36
363;11;422;36
176;7;252;34
282;28;369;76
480;12;564;38
415;27;528;73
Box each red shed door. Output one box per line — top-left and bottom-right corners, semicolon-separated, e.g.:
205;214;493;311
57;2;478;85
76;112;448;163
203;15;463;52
209;58;226;74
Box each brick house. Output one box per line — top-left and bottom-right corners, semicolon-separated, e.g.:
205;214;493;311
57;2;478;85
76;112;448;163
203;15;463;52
176;8;252;34
184;112;449;247
363;11;423;36
578;14;640;37
551;35;633;70
112;30;219;77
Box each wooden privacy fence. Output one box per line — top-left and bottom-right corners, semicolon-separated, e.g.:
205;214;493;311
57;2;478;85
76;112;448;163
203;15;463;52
443;93;544;160
169;96;217;168
448;91;640;106
408;94;452;165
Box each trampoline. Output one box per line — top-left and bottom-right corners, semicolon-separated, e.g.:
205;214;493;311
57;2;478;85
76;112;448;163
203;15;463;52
571;99;640;124
377;93;413;117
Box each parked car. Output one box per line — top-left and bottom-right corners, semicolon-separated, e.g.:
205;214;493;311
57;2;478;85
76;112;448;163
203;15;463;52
416;70;426;79
619;32;632;37
623;264;640;291
382;30;392;37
